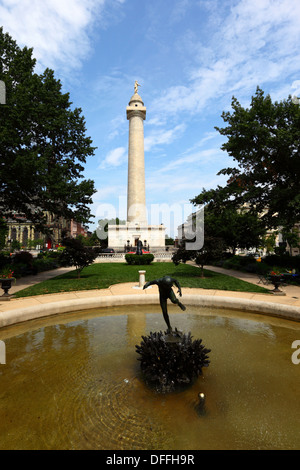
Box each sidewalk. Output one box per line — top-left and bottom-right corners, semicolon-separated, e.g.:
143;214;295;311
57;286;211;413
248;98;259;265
203;264;300;300
8;267;75;295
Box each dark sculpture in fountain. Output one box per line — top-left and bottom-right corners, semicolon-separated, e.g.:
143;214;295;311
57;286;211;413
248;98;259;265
135;276;211;392
143;275;186;338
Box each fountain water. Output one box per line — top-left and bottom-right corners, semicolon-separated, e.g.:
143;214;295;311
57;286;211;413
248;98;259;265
0;304;299;450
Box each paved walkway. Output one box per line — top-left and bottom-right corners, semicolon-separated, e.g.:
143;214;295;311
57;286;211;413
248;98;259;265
202;264;300;300
8;266;75;295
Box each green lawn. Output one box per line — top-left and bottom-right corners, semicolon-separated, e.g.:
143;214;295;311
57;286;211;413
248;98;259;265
13;262;270;298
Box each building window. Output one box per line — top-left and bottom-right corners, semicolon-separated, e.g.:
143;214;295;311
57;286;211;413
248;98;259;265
22;227;28;244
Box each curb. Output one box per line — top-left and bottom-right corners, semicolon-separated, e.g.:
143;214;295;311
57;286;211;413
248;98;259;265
0;293;299;329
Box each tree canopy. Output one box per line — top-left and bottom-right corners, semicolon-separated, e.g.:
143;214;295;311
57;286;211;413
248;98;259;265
192;87;300;230
172;205;265;274
59;237;98;278
0;28;96;230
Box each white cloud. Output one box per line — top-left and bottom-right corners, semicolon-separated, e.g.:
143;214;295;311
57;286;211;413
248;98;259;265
98;146;127;169
292;80;300;97
152;0;300;119
93;184;126;201
146;171;226;196
144;124;186;151
0;0;106;75
157;147;224;174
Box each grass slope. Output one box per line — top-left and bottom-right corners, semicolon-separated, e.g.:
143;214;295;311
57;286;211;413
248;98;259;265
13;262;270;298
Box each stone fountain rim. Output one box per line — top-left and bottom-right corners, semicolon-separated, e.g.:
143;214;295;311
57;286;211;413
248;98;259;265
0;294;299;329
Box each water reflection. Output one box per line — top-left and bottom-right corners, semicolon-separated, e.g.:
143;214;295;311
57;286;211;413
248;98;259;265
0;305;299;450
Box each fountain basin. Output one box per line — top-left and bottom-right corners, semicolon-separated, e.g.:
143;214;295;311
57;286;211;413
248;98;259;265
0;293;299;329
0;304;299;450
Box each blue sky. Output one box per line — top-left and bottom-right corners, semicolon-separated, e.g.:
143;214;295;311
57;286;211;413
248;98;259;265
1;0;300;237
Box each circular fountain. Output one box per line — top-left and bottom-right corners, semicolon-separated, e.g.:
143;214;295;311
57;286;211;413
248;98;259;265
0;304;299;450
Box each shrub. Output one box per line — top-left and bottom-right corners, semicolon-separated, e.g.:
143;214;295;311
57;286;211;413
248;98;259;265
13;251;33;265
0;252;11;269
32;258;59;273
253;262;270;275
125;253;154;265
59;237;98;278
222;255;256;270
264;254;300;270
11;262;31;278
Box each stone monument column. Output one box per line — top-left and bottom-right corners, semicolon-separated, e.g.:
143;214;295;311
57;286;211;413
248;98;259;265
108;82;166;251
126;82;147;225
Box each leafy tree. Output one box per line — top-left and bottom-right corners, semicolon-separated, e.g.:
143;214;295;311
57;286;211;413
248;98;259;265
0;217;8;250
281;227;300;255
172;207;227;276
27;238;44;249
192;87;300;230
59;237;98;278
173;202;265;275
0;28;96;230
260;232;277;254
165;236;175;246
203;206;266;255
172;236;225;277
87;230;101;246
11;240;21;252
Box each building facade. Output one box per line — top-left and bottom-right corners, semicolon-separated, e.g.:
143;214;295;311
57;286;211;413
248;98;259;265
4;212;87;250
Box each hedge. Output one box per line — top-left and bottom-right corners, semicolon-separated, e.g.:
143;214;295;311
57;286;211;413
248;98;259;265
125;254;154;265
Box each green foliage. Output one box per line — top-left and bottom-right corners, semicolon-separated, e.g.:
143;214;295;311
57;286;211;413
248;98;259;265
26;238;44;249
59;237;98;278
12;251;37;276
192;87;300;230
14;262;270;298
221;255;269;274
32;257;59;273
11;240;21;252
0;218;8;250
13;251;33;266
33;251;61;272
260;232;277;254
125;253;154;265
213;253;299;276
0;252;11;269
281;228;300;255
208;208;266;254
0;28;96;229
264;254;300;270
172;235;225;277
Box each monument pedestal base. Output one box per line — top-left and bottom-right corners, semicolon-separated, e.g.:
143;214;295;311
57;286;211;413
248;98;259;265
108;223;166;251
